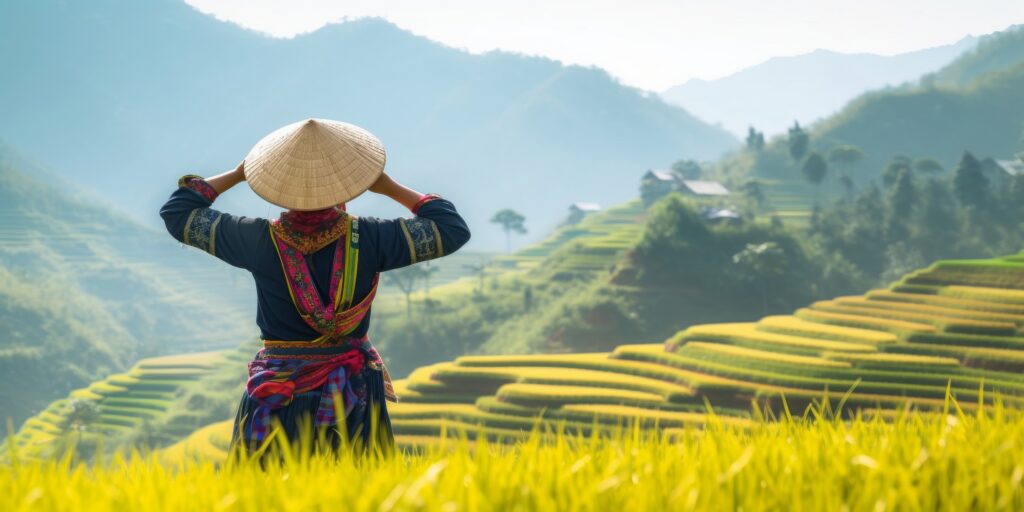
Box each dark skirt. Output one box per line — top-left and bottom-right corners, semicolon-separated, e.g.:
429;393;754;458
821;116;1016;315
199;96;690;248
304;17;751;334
228;366;394;460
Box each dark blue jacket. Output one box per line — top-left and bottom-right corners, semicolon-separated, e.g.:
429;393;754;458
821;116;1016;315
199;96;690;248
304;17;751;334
159;179;470;341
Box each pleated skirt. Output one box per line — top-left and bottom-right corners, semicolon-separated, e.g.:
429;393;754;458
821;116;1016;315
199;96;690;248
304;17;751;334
228;366;394;459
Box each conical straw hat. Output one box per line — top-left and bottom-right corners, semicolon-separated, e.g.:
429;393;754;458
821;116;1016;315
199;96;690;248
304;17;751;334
243;118;386;211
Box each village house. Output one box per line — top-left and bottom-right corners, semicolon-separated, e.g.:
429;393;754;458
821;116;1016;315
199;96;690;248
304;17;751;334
679;180;731;197
567;202;602;224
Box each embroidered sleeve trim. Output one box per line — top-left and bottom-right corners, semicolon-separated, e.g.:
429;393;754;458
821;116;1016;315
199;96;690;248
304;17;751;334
411;193;442;215
177;174;219;202
183;208;223;255
398;217;444;264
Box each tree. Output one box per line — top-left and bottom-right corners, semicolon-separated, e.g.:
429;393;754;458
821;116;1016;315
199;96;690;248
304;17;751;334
882;156;912;188
490;209;527;253
384;265;430;317
953;151;989;209
745;126;765;151
827;144;866;170
888;168;917;219
62;398;100;434
671;159;703;180
787;121;809;161
732;242;786;315
464;262;489;294
827;145;865;197
420;262;440;297
912;157;944;174
739;179;766;211
801;152;828;185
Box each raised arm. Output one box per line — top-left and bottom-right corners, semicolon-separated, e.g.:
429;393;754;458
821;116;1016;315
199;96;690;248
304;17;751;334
158;161;268;270
362;173;471;272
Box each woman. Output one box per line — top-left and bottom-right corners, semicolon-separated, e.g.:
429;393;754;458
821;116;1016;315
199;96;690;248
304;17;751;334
159;118;470;457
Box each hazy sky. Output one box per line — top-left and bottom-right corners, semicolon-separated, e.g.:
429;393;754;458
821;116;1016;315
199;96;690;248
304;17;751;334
185;0;1023;91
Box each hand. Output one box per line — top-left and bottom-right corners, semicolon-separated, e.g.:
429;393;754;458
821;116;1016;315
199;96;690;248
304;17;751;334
368;172;393;194
234;159;246;181
368;172;423;211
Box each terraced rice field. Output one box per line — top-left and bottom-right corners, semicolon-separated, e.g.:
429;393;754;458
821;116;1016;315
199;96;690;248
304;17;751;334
8;348;250;459
758;178;816;226
161;252;1024;459
489;200;646;276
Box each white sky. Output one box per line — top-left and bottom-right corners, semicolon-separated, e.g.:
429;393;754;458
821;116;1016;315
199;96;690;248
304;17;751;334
184;0;1024;91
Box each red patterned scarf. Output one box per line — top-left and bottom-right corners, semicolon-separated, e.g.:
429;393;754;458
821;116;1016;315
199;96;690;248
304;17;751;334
272;205;348;254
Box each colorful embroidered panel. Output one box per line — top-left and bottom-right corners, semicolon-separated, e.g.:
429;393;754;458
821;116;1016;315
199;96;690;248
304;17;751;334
177;174;219;202
269;216;379;340
183;208;222;255
399;217;445;264
271;208;348;254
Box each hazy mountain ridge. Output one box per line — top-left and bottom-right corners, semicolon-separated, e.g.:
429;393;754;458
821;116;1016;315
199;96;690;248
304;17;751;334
808;31;1024;176
661;35;979;137
0;0;737;249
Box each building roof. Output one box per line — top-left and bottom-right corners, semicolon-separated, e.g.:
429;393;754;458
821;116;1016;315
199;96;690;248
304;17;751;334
996;159;1024;177
681;180;730;196
699;206;741;221
643;169;677;182
570;202;602;212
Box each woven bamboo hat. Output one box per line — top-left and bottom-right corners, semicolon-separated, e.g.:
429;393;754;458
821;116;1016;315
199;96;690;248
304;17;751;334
243;118;386;211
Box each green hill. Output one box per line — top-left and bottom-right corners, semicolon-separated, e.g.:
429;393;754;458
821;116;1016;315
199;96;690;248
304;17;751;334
0;142;257;427
928;24;1024;87
712;24;1024;218
161;250;1024;459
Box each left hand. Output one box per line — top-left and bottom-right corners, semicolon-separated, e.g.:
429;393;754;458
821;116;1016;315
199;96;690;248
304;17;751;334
234;159;246;180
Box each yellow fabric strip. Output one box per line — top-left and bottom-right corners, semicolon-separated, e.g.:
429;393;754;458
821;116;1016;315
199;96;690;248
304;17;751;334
398;218;418;264
183;209;197;246
208;214;222;256
429;219;445;258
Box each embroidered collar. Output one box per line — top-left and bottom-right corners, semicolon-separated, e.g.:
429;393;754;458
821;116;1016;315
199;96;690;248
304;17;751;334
271;206;348;254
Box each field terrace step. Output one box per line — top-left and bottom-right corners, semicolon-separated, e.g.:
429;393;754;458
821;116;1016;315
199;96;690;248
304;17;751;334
809;300;1019;336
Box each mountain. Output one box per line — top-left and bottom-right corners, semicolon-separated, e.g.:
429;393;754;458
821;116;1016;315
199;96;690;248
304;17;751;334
709;24;1024;206
0;0;737;250
809;26;1024;178
661;36;978;137
0;140;256;426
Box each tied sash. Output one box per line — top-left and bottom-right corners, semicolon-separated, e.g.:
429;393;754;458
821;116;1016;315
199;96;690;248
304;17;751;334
244;349;366;443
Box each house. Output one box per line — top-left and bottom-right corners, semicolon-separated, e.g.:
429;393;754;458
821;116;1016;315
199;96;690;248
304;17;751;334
699;206;741;224
570;202;602;214
995;159;1024;177
982;157;1024;188
566;202;601;225
642;169;677;183
640;169;678;206
680;180;731;197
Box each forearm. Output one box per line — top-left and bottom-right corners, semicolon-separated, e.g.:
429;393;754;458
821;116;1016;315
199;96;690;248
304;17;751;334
369;174;423;211
204;162;246;195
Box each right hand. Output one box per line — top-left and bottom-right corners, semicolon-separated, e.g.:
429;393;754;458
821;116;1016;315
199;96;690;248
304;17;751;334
368;172;393;194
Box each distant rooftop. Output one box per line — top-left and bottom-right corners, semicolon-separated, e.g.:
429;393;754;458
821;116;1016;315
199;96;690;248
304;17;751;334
681;180;730;196
699;206;741;221
996;159;1024;176
570;202;602;212
644;169;677;182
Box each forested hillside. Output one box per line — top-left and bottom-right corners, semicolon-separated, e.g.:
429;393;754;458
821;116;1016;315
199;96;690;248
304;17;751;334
0;0;737;249
0;142;256;426
711;24;1024;211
